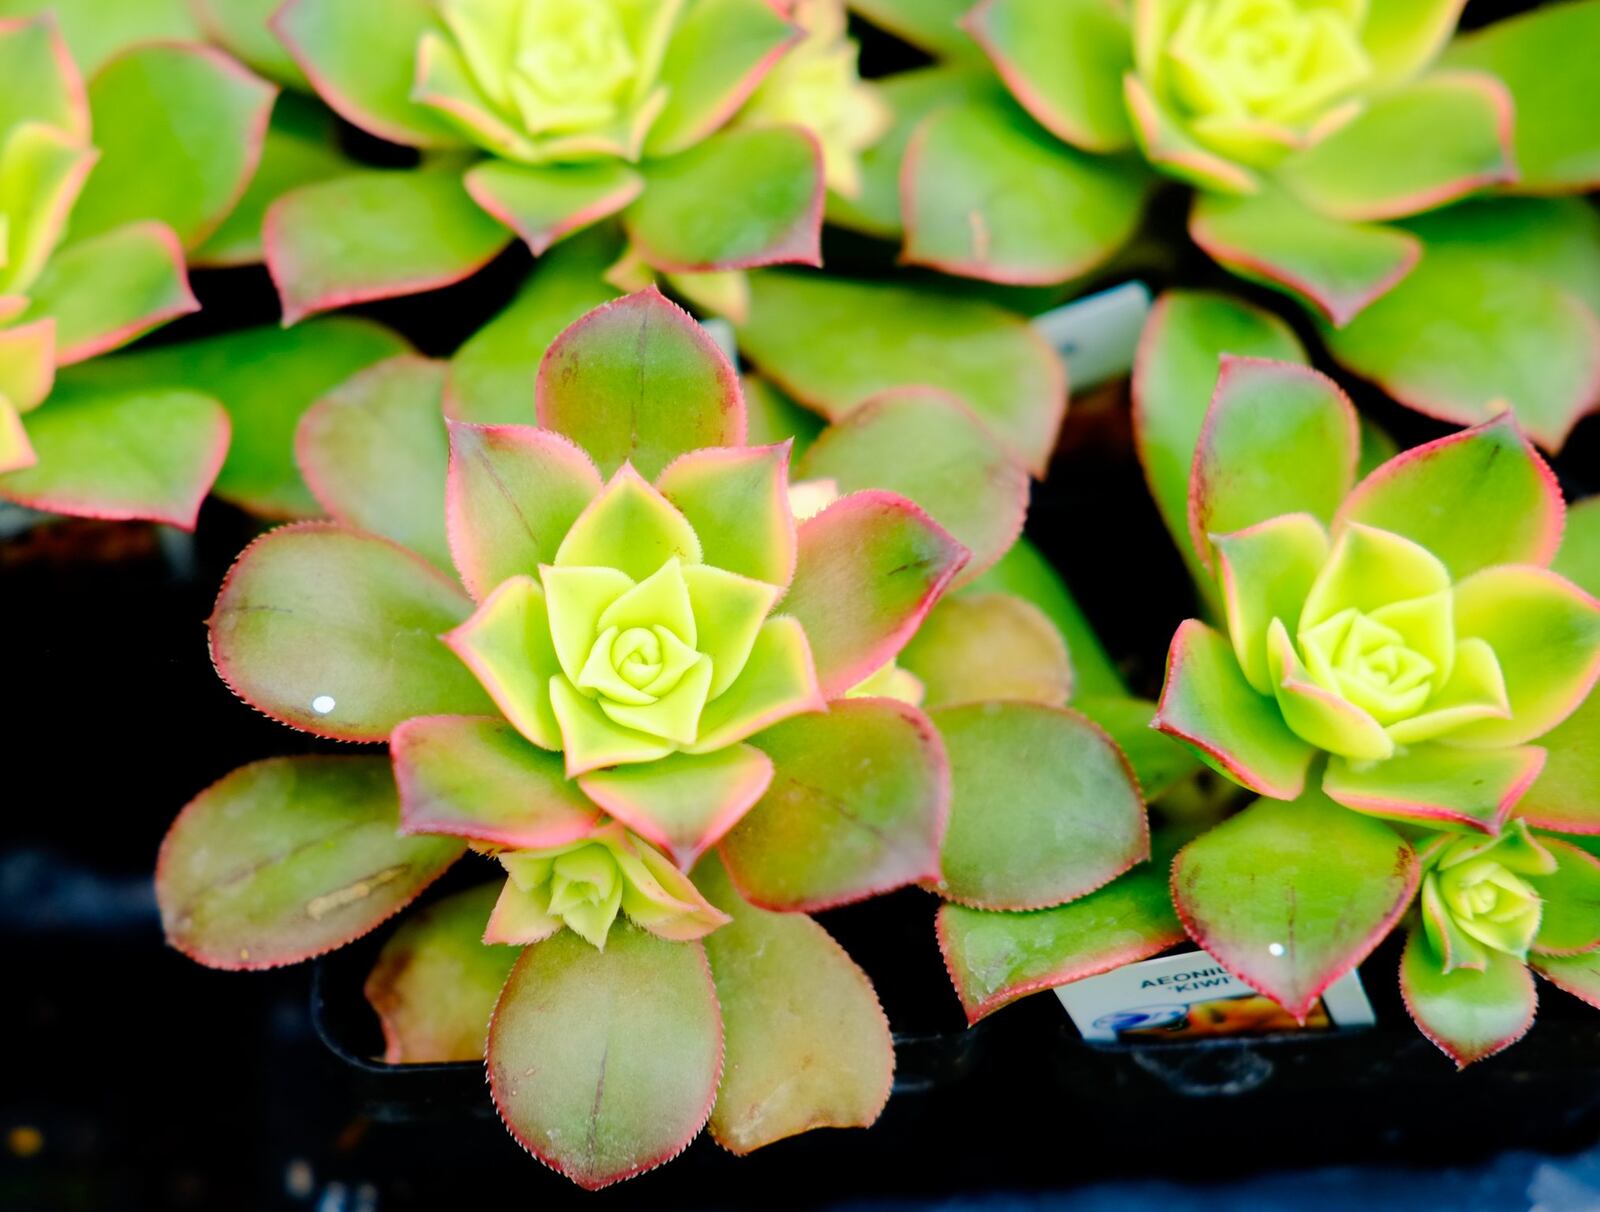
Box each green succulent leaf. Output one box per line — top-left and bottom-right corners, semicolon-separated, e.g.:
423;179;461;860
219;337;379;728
72;43;276;251
1400;927;1536;1067
23;220;197;363
209;523;493;741
60;316;407;519
488;924;722;1191
851;0;979;58
1443;0;1600;194
157;756;465;970
1073;695;1203;801
902;99;1147;286
443;575;565;750
697;855;893;1153
783;490;968;699
1213;513;1330;696
1323;744;1547;834
1527;837;1600;956
1359;0;1467;85
364;882;517;1063
721;698;949;911
1123;73;1257;195
0;122;97;300
898;592;1072;711
444;421;601;600
1554;499;1600;600
392;714;600;849
1531;950;1600;1011
1321;198;1600;452
296;356;451;567
0;0;196;76
798;387;1029;587
1153;619;1316;799
266;168;512;325
656;442;796;586
273;0;464;147
464;159;643;256
190;0;310;86
1173;789;1419;1019
536;288;744;479
624;125;822;273
1189;357;1359;571
1517;682;1600;835
0;384;227;528
1190;186;1421;327
938;852;1184;1024
739;271;1065;476
447;228;622;425
1336;414;1564;581
935;703;1146;911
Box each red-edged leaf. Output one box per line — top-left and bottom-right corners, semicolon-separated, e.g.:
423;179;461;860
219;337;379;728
208;523;492;741
157;756;464;970
488;925;722;1190
782;491;968;699
934;703;1146;911
1400;928;1537;1068
1172;790;1419;1020
720;698;950;912
655;443;796;588
898;592;1072;710
535;287;745;479
463;159;642;257
1517;686;1600;835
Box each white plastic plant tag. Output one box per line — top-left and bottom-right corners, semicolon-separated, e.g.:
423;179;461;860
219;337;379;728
1031;280;1152;390
1055;949;1376;1044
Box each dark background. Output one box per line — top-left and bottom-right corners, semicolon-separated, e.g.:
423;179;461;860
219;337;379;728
5;1;1599;1208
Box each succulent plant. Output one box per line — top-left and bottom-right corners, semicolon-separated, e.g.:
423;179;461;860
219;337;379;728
0;13;281;526
1128;336;1600;1064
855;0;1600;448
250;0;857;325
157;288;1023;1187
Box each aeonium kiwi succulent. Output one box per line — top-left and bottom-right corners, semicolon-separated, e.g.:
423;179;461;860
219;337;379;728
1140;351;1600;1065
155;287;1090;1188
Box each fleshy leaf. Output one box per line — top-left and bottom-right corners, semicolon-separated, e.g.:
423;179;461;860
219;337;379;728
721;698;949;912
897;592;1072;710
902;98;1146;286
1073;696;1204;801
447;229;621;425
553;465;703;580
72;43;275;250
1214;513;1331;696
685;615;825;753
22;221;197;363
364;882;517;1062
850;0;979;58
392;715;599;849
1132;290;1304;588
1517;685;1600;835
1190;186;1420;327
1443;0;1600;193
647;0;800;156
190;0;310;86
1188;357;1358;572
782;491;968;700
0;14;89;137
209;523;492;741
1324;744;1547;833
1359;0;1467;85
656;444;796;587
797;387;1029;587
934;703;1146;911
1265;616;1396;762
579;746;774;868
1532;950;1600;1010
696;854;892;1153
58;316;407;518
265;169;511;325
1449;566;1600;747
463;160;643;257
937;855;1184;1024
157;756;464;970
738;271;1065;475
445;422;601;600
0;399;33;472
273;0;465;147
1528;838;1600;956
296;356;450;569
1123;73;1257;195
963;0;1132;151
488;925;721;1190
442;576;564;750
1152;620;1316;799
0;385;226;528
1554;499;1600;600
536;288;744;479
1337;414;1564;580
1172;789;1419;1019
625;125;823;273
1400;929;1536;1067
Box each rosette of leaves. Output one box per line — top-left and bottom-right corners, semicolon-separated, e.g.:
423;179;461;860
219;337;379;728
853;0;1600;448
156;288;1060;1187
1125;337;1600;1063
0;13;282;525
248;0;840;325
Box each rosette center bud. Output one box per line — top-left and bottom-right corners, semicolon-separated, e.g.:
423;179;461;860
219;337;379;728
1419;823;1555;972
